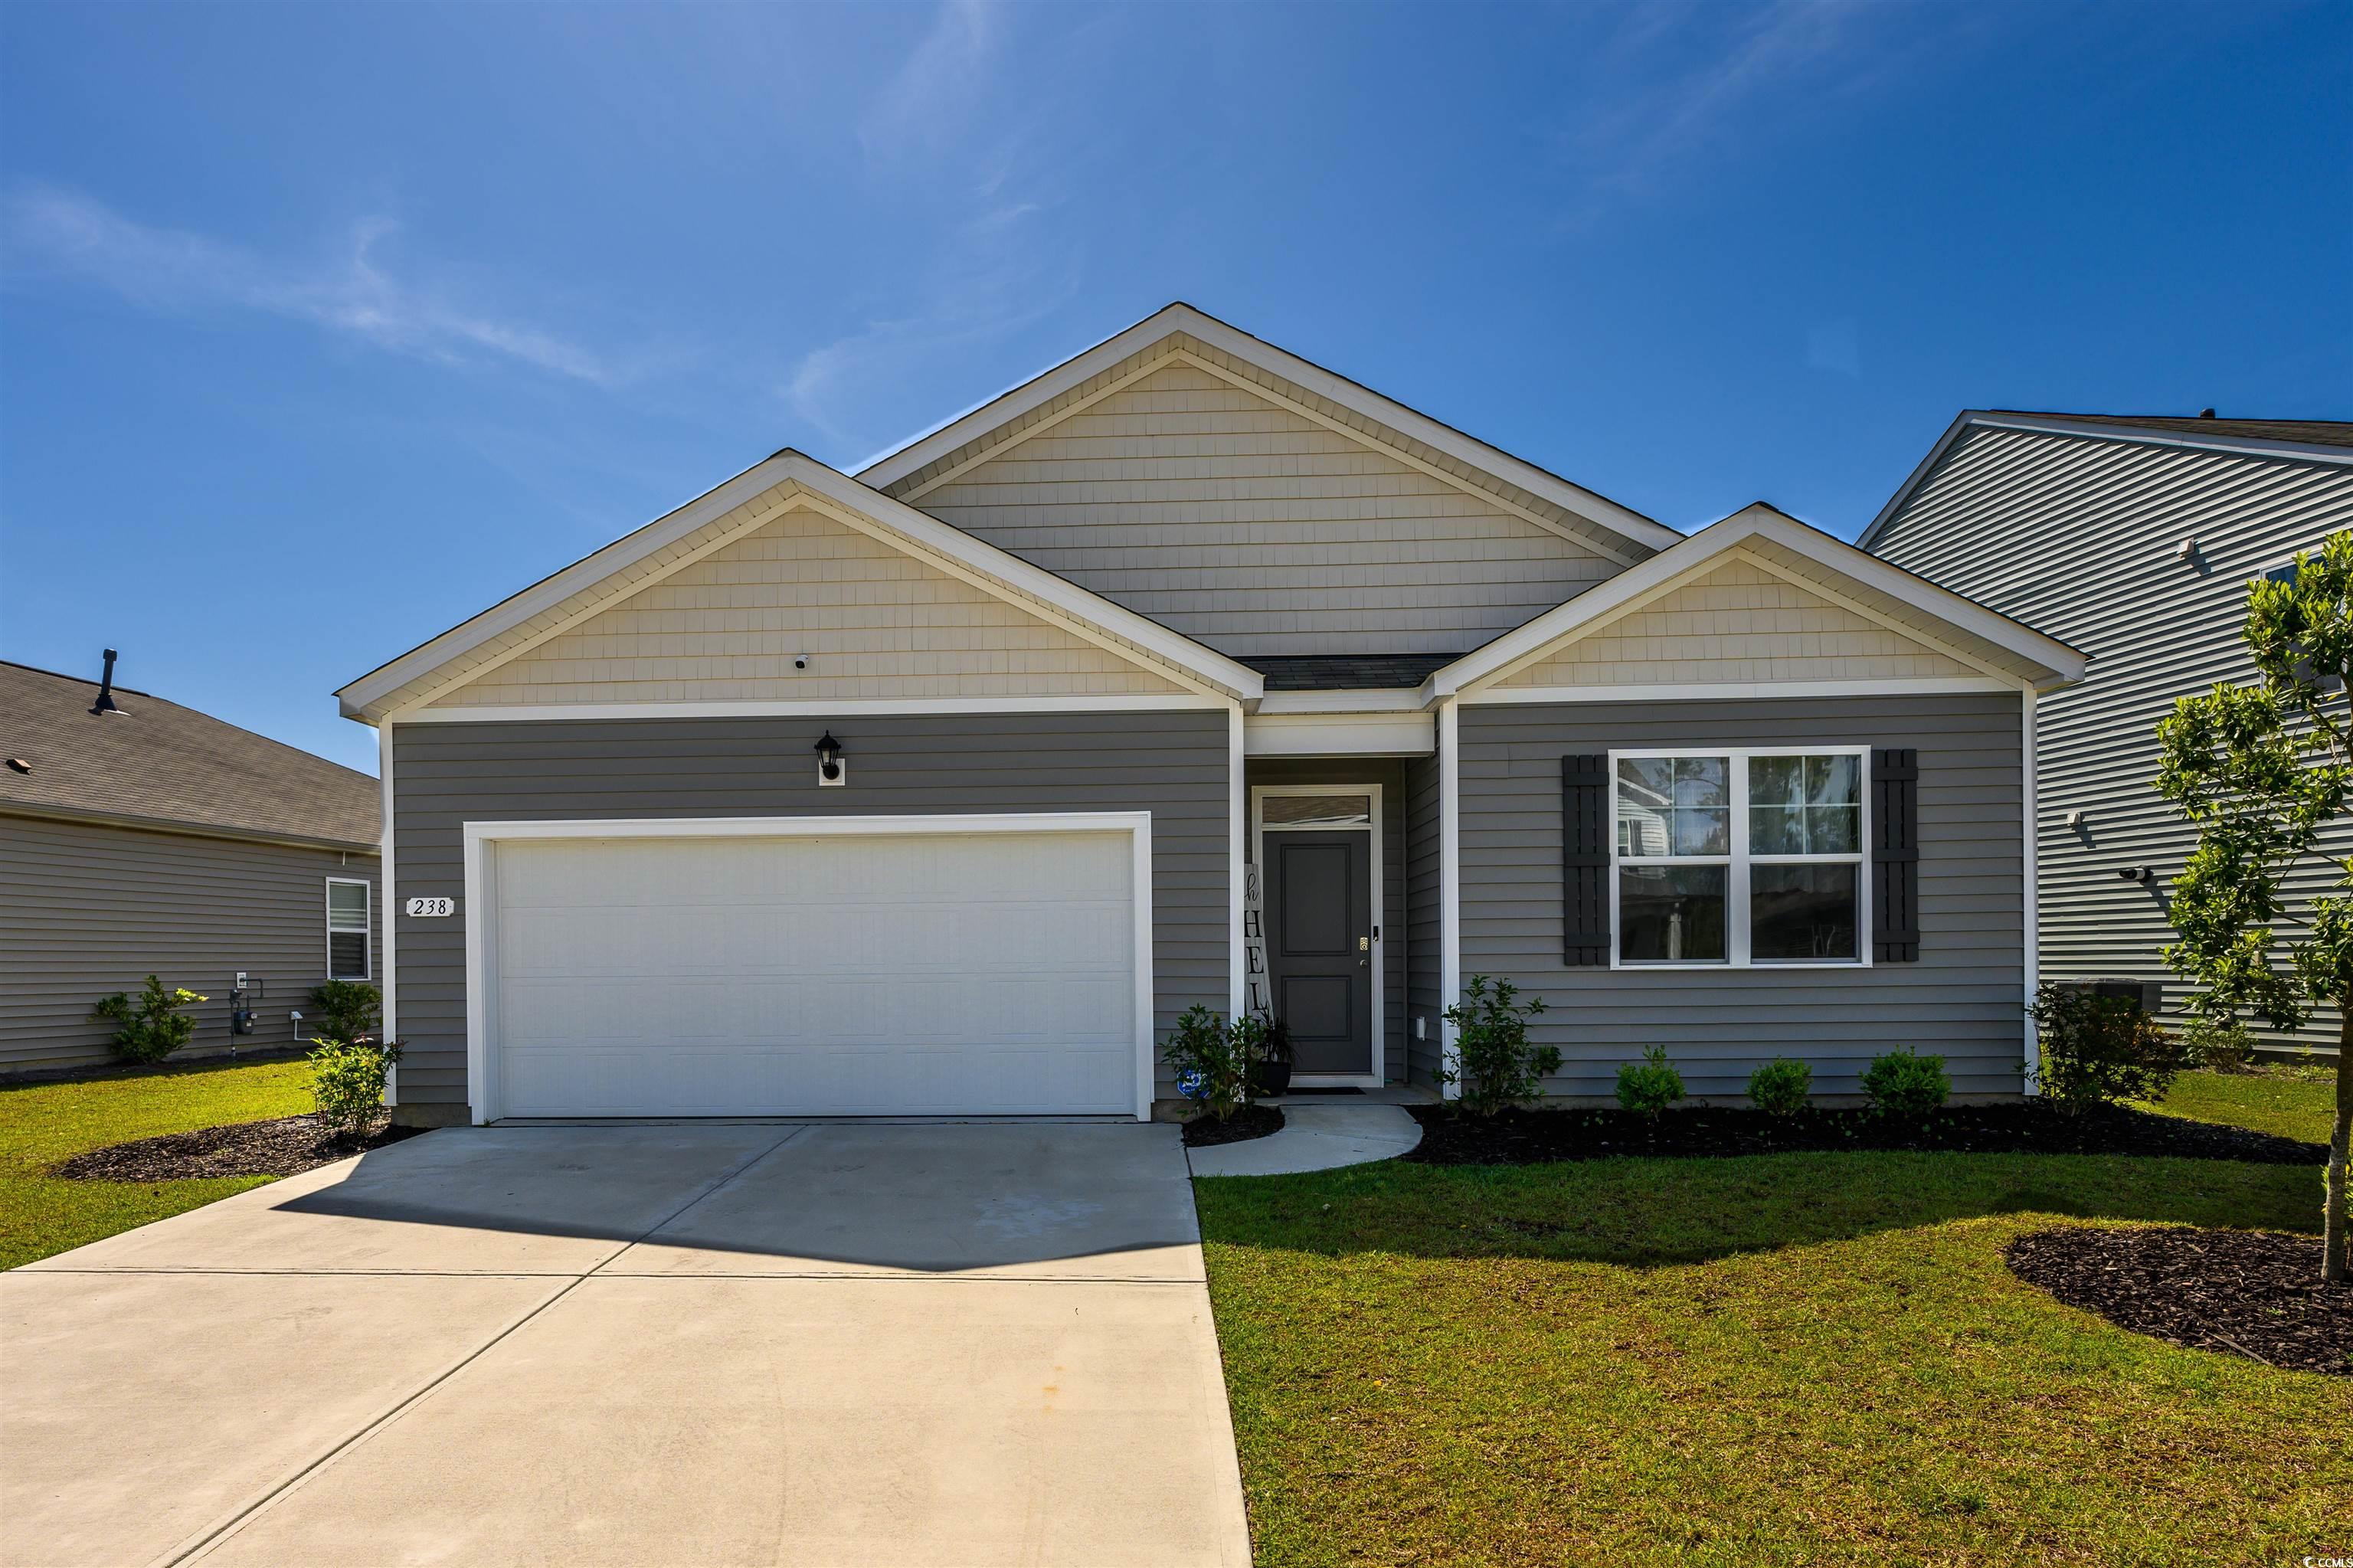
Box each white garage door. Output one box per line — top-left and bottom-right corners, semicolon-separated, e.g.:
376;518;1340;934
485;827;1141;1118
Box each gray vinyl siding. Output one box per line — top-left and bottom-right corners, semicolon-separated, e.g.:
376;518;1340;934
1403;753;1443;1086
1458;694;2026;1100
388;710;1231;1117
1245;758;1408;1082
0;813;382;1071
1870;426;2353;1054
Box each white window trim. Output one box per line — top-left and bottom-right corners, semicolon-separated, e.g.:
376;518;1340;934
1607;746;1872;971
1248;783;1384;1088
326;876;374;981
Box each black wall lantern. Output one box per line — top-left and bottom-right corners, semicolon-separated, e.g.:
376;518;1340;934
814;730;847;787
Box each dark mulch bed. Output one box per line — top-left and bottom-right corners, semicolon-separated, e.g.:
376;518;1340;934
52;1116;424;1182
1183;1104;1286;1148
1403;1102;2326;1167
2008;1226;2353;1377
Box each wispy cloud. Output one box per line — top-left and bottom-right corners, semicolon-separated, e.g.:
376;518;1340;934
857;0;1003;165
2;187;620;385
1552;2;1979;221
782;1;1082;462
784;201;1078;459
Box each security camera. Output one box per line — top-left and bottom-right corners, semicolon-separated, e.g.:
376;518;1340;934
2117;866;2152;883
794;654;808;670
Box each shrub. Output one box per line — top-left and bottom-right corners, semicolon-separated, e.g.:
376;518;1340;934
310;1036;402;1142
1746;1057;1813;1115
2181;1011;2255;1072
90;975;208;1064
2027;982;2194;1108
1438;975;1557;1115
1615;1044;1684;1116
306;980;381;1046
1861;1047;1950;1117
1162;1004;1251;1121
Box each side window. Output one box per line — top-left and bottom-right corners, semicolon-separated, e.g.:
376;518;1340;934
327;879;371;980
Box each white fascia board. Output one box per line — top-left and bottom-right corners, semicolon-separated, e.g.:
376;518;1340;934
1430;505;2086;696
856;303;1679;552
1462;676;2021;705
1856;411;2353;552
1244;711;1437;757
401;694;1224;724
378;722;397;1106
341;450;1262;722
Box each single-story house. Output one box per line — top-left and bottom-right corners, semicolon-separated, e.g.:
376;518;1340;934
1;655;383;1072
1864;410;2352;1058
338;304;2084;1126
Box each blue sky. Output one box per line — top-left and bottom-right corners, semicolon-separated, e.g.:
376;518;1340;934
2;1;2346;771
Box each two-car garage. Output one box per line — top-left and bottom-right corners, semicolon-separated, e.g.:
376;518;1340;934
466;816;1154;1121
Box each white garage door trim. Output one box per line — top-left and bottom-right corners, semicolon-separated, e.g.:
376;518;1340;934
462;812;1157;1123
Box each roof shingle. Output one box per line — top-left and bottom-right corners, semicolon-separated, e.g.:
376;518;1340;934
1988;411;2353;452
1241;653;1459;690
0;660;378;848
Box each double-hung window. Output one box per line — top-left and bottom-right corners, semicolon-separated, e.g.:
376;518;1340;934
326;879;371;981
1611;748;1868;967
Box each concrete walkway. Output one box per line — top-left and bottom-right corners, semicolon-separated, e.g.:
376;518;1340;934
2;1122;1251;1568
1186;1100;1423;1177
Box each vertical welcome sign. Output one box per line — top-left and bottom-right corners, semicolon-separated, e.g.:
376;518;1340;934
1242;862;1271;1018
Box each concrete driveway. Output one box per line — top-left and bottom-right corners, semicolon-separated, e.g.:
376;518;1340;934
2;1122;1251;1568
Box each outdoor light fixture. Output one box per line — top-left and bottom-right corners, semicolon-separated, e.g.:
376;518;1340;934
815;731;847;787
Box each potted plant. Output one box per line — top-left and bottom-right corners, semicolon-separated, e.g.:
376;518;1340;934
1245;1012;1294;1098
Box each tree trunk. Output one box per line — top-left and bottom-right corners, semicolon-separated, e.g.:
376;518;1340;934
2328;1007;2350;1284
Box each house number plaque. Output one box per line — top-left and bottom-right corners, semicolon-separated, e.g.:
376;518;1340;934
404;896;457;918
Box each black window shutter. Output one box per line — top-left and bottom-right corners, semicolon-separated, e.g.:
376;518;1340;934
1563;754;1611;965
1872;748;1919;962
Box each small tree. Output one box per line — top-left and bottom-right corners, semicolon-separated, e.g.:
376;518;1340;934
2155;532;2351;1284
90;975;207;1064
1438;974;1556;1115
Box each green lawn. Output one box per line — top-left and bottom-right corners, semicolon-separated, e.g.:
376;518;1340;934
0;1056;316;1270
2142;1064;2338;1145
1196;1150;2348;1567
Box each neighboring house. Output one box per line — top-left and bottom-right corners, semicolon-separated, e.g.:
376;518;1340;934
1865;411;2353;1059
0;656;383;1072
338;304;2083;1126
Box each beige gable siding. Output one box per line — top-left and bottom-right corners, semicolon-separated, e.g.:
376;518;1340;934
910;359;1621;658
1497;555;1981;688
439;506;1191;707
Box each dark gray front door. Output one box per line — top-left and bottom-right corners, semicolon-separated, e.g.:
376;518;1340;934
1264;830;1374;1076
